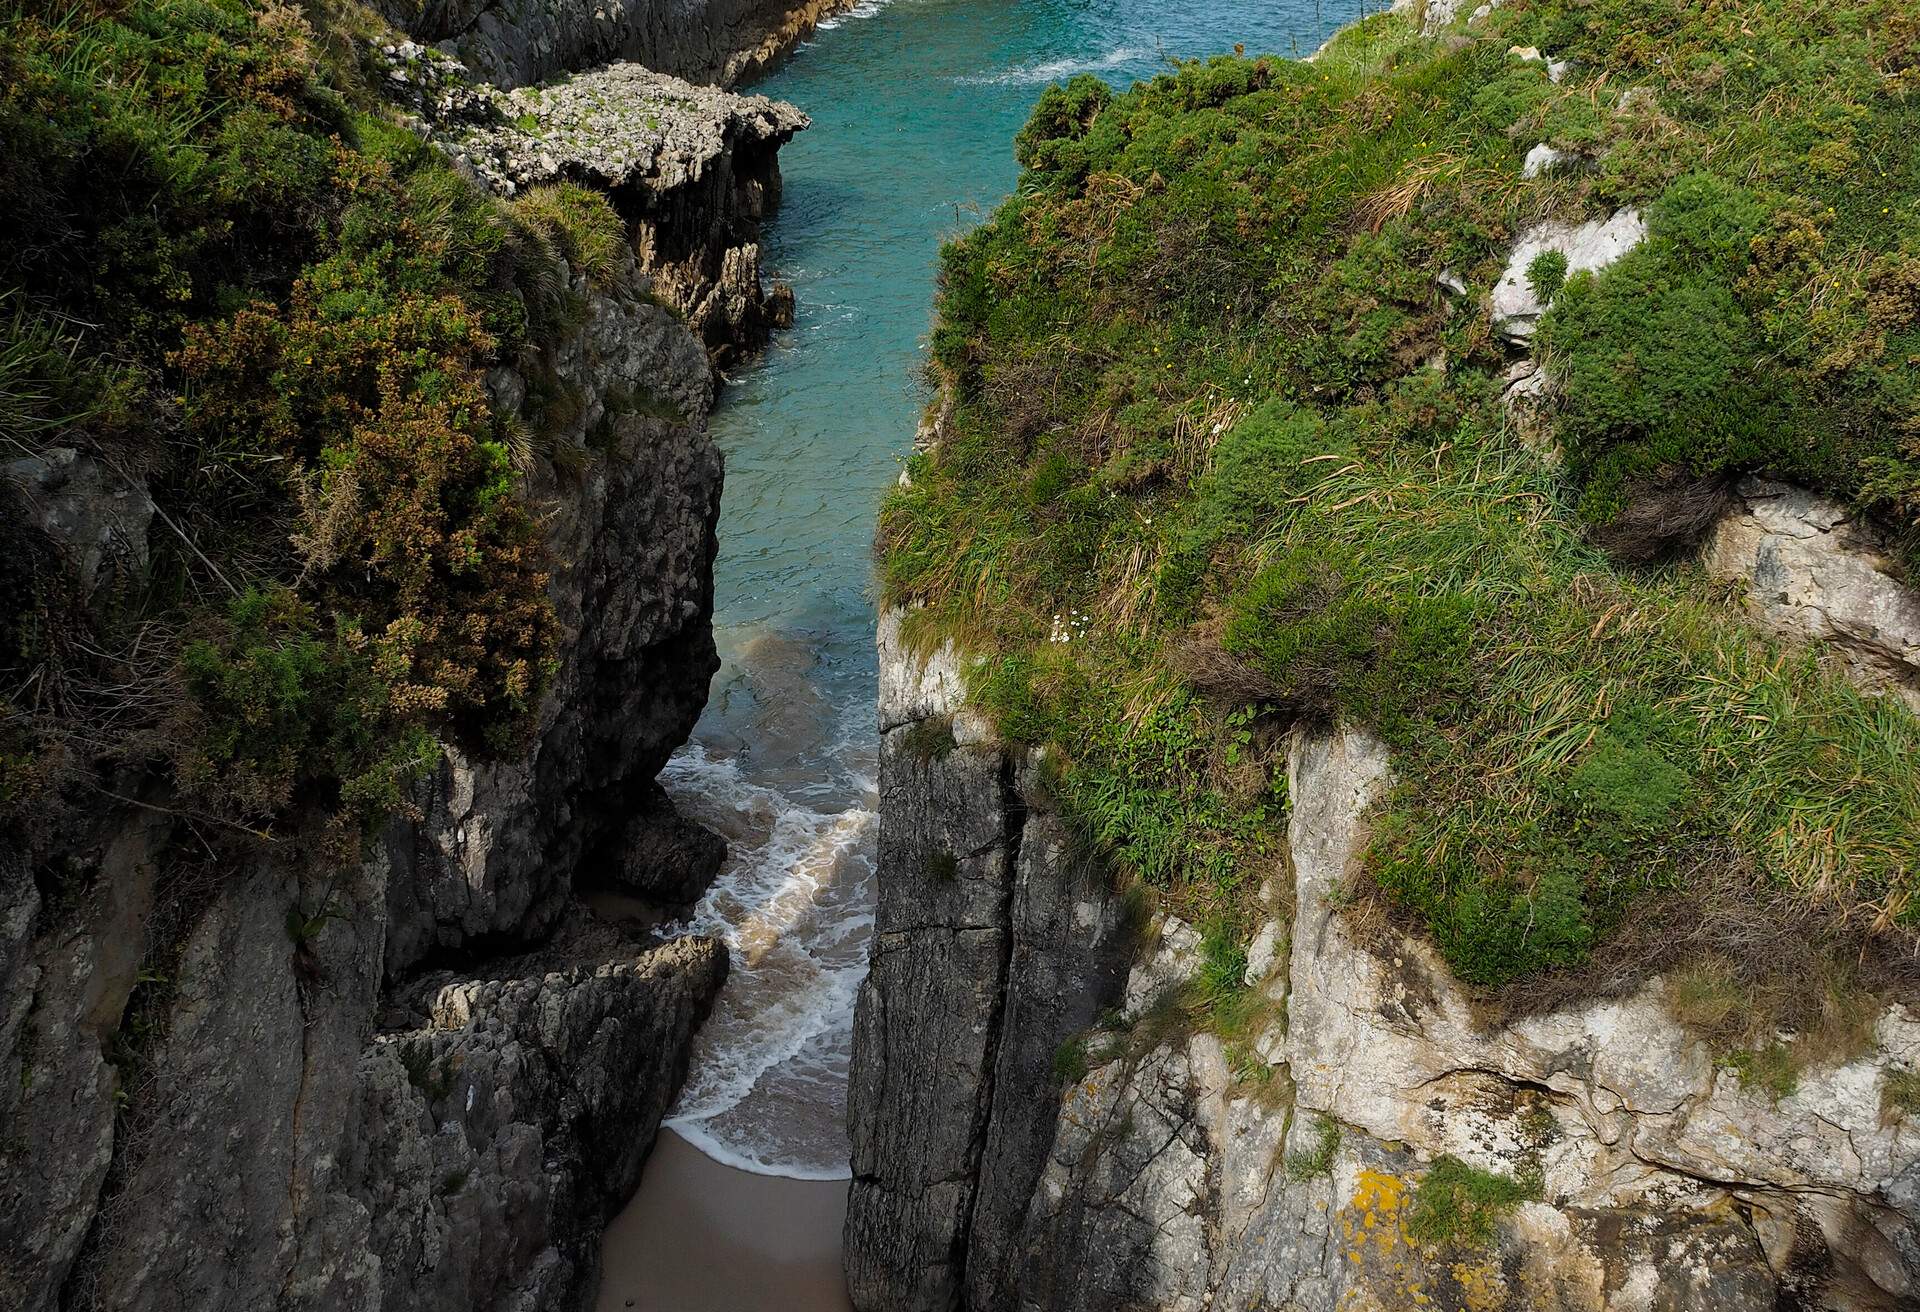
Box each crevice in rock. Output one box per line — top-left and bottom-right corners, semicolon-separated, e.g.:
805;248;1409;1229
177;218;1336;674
948;747;1028;1306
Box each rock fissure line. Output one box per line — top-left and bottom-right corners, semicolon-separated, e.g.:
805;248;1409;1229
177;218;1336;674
948;750;1028;1295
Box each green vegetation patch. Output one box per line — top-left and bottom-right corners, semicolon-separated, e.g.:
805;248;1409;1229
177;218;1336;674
880;0;1920;995
0;0;626;848
1406;1155;1534;1250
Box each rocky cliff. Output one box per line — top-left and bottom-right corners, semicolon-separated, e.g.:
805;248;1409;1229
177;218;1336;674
385;42;808;363
0;9;816;1307
852;2;1920;1304
1;246;729;1312
849;602;1920;1312
382;0;850;92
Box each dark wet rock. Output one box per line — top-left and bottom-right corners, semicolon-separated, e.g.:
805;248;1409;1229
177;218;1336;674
595;782;728;908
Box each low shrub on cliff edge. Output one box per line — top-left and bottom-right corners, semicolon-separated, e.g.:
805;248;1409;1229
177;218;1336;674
881;0;1920;996
0;0;606;847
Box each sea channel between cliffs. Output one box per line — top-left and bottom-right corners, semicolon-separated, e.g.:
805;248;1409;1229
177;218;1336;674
596;3;1370;1307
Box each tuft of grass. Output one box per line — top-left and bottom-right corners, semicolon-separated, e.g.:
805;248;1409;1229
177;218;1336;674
1883;1069;1920;1121
509;182;627;289
1286;1114;1341;1181
1526;249;1569;303
899;715;959;761
1053;1034;1092;1087
1405;1155;1534;1250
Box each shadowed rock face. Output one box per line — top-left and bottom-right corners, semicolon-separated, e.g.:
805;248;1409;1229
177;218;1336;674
2;205;739;1312
382;0;852;90
367;249;723;979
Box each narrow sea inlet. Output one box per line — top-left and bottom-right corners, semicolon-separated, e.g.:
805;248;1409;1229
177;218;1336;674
598;0;1368;1303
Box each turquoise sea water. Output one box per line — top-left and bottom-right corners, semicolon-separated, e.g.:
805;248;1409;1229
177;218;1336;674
659;0;1367;1178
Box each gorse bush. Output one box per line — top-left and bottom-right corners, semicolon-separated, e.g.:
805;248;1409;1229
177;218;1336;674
881;0;1920;994
0;0;596;846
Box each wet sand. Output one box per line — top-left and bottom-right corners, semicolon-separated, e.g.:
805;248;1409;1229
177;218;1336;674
595;1129;855;1312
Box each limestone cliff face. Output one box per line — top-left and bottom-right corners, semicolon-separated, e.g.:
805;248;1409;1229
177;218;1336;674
847;612;1920;1311
0;109;774;1312
383;0;849;92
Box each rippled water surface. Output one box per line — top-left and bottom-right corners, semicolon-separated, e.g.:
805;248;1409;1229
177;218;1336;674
659;0;1364;1179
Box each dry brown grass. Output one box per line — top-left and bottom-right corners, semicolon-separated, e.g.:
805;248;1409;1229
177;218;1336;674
1355;152;1466;233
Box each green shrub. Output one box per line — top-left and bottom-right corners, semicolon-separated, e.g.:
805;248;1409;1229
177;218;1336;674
1015;74;1115;180
0;0;596;850
1525;249;1568;303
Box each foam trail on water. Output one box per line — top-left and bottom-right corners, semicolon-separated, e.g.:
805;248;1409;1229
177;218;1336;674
658;744;876;1179
815;0;891;32
956;45;1155;85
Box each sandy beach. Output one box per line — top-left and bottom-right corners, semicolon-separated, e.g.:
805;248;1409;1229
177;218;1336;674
595;1129;855;1312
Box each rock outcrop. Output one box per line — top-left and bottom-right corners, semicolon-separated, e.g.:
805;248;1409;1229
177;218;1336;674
1489;208;1644;341
1703;476;1920;710
844;610;1133;1312
383;0;851;92
382;246;724;976
848;653;1920;1311
0;448;153;600
387;44;807;362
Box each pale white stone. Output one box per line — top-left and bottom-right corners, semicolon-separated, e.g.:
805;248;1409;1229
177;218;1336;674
1124;916;1202;1013
1522;141;1567;177
1243;921;1280;985
876;605;969;732
1701;477;1920;708
1490;208;1646;340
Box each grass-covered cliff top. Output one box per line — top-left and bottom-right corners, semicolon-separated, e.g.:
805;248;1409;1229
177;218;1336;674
882;0;1920;1024
0;0;632;851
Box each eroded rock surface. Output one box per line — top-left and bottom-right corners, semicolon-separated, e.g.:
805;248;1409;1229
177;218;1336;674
305;935;727;1312
849;702;1920;1309
399;55;807;361
844;609;1132;1312
0;447;153;598
1703;476;1920;709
